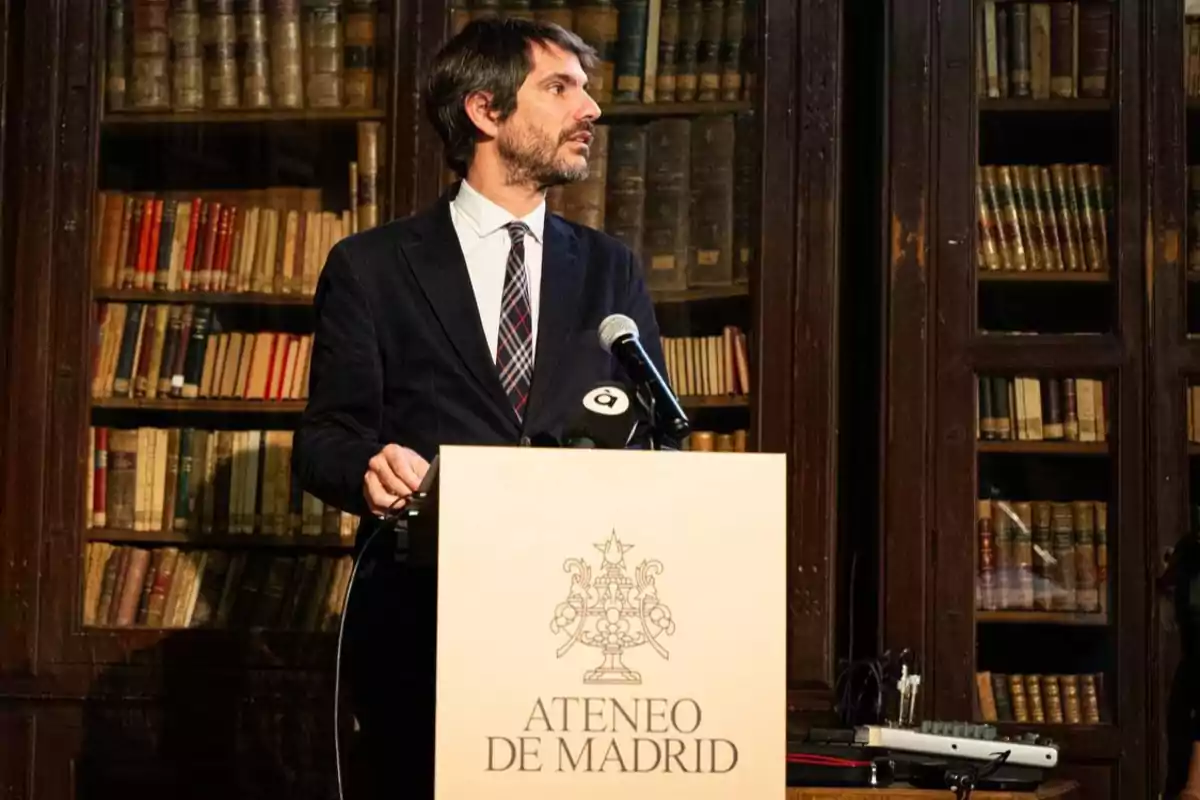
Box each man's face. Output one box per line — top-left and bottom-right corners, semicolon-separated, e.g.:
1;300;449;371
496;41;602;189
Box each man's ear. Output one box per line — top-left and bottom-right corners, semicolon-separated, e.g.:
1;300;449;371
463;90;501;139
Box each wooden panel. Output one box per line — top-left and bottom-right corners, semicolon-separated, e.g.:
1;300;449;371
0;710;33;800
0;0;61;677
1110;0;1152;794
788;0;844;698
1053;764;1115;800
0;0;11;529
1;700;340;800
929;0;978;725
1148;1;1191;797
40;0;103;669
881;0;934;700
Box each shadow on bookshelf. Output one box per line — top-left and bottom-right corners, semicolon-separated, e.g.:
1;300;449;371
977;610;1109;626
600;101;752;118
101;108;388;126
96;287;751;307
86;528;353;551
101;103;753;127
978;271;1111;285
92;398;307;413
681;395;749;409
650;285;749;303
977;441;1109;456
979;98;1112;113
95;289;315;307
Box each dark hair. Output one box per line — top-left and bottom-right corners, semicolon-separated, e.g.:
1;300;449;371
424;17;597;178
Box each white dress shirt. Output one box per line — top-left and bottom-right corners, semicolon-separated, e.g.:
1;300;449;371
449;179;546;365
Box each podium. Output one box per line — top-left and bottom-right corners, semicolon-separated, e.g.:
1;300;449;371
340;444;788;800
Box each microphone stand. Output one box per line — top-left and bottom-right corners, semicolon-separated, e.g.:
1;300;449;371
636;383;661;451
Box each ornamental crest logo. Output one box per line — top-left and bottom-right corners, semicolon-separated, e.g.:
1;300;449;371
549;530;676;685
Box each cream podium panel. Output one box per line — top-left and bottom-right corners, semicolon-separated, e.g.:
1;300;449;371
433;444;788;800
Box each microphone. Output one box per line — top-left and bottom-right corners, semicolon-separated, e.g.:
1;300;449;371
562;381;639;448
598;314;690;442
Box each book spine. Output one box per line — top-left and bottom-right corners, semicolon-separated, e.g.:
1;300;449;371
656;0;680;101
303;1;344;108
131;0;171;109
343;0;376;108
574;0;620;104
108;0;129;111
612;0;649;103
604;124;648;257
202;0;239;108
170;0;203;110
271;0;303;108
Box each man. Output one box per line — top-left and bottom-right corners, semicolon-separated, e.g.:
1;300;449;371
290;16;672;799
292;17;671;522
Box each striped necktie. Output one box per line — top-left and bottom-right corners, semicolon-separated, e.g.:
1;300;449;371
496;221;534;421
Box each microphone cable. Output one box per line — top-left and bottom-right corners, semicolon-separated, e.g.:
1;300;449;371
334;491;411;800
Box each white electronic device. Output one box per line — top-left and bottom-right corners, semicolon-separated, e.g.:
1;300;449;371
853;725;1060;769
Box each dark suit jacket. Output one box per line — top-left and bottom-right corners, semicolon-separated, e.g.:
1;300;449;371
291;183;672;524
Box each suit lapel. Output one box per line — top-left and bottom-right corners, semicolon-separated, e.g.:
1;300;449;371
400;189;519;428
524;214;584;432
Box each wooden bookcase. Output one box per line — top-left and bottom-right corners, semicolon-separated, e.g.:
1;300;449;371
0;0;846;795
881;1;1147;797
1148;0;1200;797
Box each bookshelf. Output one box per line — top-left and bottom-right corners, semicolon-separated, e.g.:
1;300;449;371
0;0;843;795
882;1;1147;798
83;0;390;636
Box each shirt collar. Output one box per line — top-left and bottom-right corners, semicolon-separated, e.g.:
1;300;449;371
452;179;546;244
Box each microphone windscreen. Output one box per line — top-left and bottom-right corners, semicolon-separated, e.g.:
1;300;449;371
563;381;638;449
598;314;639;353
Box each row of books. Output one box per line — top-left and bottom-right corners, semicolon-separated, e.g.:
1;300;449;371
92;188;346;295
661;327;749;398
1187;384;1200;443
1184;17;1200;98
975;671;1106;726
682;428;747;452
92;304;312;404
977;375;1109;443
86;426;359;538
452;0;755;106
1185;168;1200;273
977;498;1108;614
83;543;353;632
92;121;381;293
976;2;1112;100
547;115;752;292
976;163;1111;274
106;0;381;112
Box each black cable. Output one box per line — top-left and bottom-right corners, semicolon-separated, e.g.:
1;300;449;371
944;749;1011;800
334;491;414;800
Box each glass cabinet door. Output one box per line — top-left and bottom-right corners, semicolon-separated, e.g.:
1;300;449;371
970;0;1118;730
81;0;393;636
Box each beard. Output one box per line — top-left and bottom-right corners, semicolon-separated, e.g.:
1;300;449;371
497;119;593;190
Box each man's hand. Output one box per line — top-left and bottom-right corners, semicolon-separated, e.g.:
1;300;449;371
363;444;430;515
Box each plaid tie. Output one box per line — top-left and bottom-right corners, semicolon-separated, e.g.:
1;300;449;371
496;221;534;420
